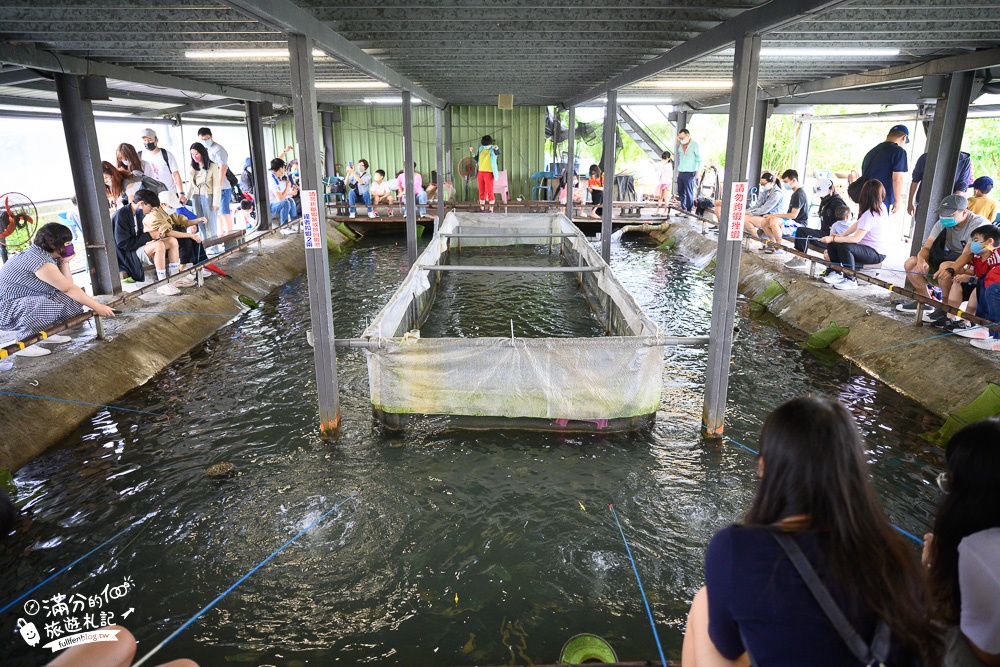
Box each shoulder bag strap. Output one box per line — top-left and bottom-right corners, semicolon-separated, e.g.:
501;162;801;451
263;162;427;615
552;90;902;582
772;532;890;665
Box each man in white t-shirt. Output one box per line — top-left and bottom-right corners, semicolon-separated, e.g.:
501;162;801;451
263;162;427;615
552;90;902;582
139;128;182;194
369;169;395;216
268;158;298;226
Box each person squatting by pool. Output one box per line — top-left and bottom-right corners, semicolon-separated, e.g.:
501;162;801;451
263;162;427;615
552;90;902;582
0;223;115;357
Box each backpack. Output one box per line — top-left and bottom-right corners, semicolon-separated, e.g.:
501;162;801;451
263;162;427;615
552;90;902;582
848;144;890;203
139;174;168;194
225;167;239;190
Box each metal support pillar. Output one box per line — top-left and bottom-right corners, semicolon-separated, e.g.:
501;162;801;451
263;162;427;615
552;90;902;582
54;73;121;296
322;111;336;177
747;99;769;184
444;107;453;198
289;34;340;439
435;106;445;228
794;121;812;180
403;90;418;266
246;101;271;231
911;71;975;252
601;90;617;263
566;106;576;220
702;33;761;438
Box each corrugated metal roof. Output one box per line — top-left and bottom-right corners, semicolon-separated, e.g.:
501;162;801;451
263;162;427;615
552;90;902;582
0;0;999;110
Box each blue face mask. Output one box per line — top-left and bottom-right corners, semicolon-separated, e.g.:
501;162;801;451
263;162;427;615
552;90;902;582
202;138;213;147
970;241;985;254
782;182;793;191
939;216;958;228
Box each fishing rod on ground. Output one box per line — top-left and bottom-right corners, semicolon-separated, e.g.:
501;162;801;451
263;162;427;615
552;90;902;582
132;491;359;667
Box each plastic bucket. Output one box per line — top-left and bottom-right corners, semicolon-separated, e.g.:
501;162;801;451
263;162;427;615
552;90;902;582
559;633;618;664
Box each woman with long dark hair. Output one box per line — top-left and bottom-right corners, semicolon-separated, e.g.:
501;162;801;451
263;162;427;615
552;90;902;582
820;178;889;290
182;142;221;241
0;223;115;355
115;142;153;181
682;396;940;666
925;418;1000;666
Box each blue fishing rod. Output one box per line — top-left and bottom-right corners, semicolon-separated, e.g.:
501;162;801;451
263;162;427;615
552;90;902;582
609;503;668;667
132;491;359;667
0;512;156;615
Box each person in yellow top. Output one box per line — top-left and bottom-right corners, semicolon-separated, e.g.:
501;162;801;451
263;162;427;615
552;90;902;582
180;142;222;242
469;135;500;212
967;176;997;222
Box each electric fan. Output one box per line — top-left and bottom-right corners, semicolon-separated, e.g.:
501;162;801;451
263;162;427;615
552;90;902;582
457;156;478;200
0;192;39;255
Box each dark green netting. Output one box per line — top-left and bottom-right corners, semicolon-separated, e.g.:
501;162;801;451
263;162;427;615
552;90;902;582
922;383;1000;445
803;321;850;350
750;279;786;308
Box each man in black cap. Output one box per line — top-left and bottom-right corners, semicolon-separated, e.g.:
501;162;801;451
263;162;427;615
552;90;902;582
859;125;910;215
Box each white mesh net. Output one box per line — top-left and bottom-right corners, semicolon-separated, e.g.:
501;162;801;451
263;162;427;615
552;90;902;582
361;212;667;425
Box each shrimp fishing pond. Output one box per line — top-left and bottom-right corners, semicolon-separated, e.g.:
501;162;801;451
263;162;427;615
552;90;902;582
0;235;945;666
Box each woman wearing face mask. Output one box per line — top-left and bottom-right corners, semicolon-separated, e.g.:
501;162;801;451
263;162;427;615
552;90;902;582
115;142;155;182
0;223;115;356
346;159;374;219
102;160;142;210
182;142;222;241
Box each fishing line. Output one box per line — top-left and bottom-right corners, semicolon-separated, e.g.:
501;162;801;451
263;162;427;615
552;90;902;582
0;391;162;416
856;323;998;357
116;310;239;317
0;513;156;614
132;491;359;667
608;503;668;667
707;429;924;546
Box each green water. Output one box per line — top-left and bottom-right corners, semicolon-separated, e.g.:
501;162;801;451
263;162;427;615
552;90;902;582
0;235;944;666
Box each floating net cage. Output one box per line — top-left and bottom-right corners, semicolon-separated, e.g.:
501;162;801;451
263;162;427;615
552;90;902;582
361;212;684;432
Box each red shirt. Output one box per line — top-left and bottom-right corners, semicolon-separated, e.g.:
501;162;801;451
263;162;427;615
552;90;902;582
972;247;1000;289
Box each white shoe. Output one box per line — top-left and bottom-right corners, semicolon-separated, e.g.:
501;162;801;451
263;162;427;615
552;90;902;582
15;345;51;357
834;278;859;290
823;272;845;285
41;334;73;344
970;338;1000;351
174;276;197;288
280;226;297;235
156;283;182;296
955;326;989;339
349;212;356;219
367;210;377;218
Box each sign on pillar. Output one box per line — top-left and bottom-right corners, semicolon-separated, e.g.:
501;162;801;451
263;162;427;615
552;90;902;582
727;182;748;241
301;190;321;248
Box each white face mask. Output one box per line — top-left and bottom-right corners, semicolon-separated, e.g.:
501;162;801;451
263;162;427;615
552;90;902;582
163;206;175;215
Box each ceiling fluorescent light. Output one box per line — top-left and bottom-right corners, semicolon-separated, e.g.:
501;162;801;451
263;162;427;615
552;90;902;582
362;98;422;105
760;47;900;57
185;49;327;59
316;81;391;89
655;80;732;90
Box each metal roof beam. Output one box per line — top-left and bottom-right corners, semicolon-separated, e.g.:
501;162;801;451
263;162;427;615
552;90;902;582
137;97;242;118
563;0;847;108
221;0;446;107
0;43;290;105
0;67;49;86
687;89;922;110
693;46;1000;109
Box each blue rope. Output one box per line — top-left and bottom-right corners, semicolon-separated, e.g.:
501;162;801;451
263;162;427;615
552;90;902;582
0;520;140;614
132;491;359;667
609;503;668;667
711;431;924;546
0;391;162;416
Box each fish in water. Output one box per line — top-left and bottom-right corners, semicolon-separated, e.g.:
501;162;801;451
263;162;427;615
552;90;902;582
206;462;235;478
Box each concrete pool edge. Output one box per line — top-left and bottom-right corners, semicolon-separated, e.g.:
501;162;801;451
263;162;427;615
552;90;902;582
651;220;999;419
0;224;352;473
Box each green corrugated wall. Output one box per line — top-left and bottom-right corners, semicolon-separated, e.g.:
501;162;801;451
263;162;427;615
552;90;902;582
270;106;546;201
